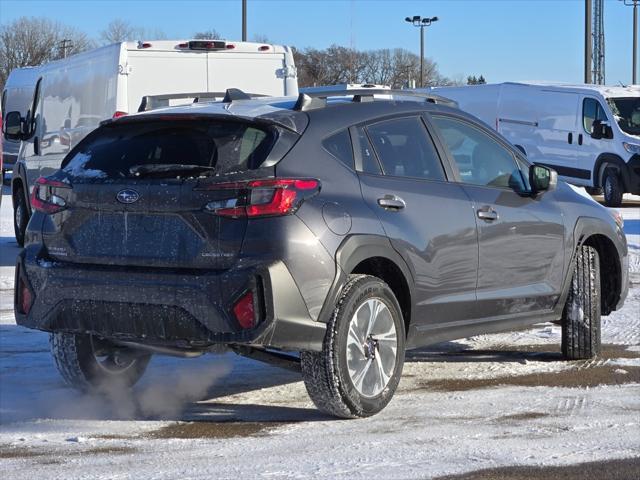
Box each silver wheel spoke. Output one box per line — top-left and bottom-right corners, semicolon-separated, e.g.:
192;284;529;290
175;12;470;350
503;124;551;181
345;297;398;398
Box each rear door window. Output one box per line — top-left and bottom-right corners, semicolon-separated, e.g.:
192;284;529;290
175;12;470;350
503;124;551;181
365;116;446;181
61;120;277;179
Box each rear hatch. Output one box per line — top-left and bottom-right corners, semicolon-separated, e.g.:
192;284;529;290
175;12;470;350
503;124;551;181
41;117;287;269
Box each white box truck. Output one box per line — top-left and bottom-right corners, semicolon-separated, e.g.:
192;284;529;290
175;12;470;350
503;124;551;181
2;39;298;244
425;82;640;207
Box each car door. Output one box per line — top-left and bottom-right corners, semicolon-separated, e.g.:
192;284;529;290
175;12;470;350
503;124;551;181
430;114;565;319
354;115;479;334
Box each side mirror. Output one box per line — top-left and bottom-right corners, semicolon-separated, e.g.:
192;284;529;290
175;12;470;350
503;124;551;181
530;164;557;194
3;111;24;140
591;119;613;140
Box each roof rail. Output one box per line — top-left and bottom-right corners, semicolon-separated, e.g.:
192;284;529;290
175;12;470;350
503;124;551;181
297;88;458;109
293;94;327;111
222;88;252;103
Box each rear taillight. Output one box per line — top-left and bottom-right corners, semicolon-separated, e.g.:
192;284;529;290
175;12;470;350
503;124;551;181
113;111;128;119
18;277;33;315
233;291;255;329
179;40;227;51
200;178;320;219
31;177;71;214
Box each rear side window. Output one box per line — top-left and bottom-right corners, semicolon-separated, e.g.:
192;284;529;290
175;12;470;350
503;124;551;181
322;130;354;169
366;117;446;181
61;120;276;179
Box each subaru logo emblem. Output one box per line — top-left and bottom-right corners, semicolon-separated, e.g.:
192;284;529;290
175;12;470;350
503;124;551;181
116;189;140;204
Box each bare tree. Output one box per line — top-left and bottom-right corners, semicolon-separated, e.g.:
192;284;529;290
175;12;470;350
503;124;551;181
251;34;271;44
100;19;142;44
193;29;222;40
0;17;94;90
100;19;166;45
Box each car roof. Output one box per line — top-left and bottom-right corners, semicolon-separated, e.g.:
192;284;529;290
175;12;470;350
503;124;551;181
121;93;463;134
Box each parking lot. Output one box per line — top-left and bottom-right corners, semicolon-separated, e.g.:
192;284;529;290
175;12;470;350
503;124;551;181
1;184;639;479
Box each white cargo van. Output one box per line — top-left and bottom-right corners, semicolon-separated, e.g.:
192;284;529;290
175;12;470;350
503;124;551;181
426;82;640;207
3;39;298;245
1;67;39;175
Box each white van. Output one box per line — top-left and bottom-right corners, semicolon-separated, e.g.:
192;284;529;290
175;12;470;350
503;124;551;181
425;82;640;207
1;67;39;175
3;39;298;244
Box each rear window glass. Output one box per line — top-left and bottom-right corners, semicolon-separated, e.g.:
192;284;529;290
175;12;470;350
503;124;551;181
61;120;276;179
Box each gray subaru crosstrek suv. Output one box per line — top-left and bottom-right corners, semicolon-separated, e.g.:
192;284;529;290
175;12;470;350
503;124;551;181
15;89;628;418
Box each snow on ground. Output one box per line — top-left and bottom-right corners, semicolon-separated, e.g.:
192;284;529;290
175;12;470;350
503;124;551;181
1;185;639;479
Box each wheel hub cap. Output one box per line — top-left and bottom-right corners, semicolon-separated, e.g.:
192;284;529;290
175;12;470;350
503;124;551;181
345;298;398;398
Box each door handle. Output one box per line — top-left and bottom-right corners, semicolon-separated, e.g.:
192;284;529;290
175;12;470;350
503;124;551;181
568;132;573;144
377;195;406;210
477;206;498;221
578;134;583;145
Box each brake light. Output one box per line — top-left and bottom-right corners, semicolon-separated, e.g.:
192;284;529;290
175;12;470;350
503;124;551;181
138;41;152;49
182;40;227;51
18;277;33;315
200;178;320;218
258;45;270;51
226;44;236;50
31;177;71;214
233;291;255;329
113;111;128;119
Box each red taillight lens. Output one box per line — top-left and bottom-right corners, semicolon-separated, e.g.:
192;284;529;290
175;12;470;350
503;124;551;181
205;178;320;219
233;291;255;329
113;111;127;119
258;45;270;51
18;278;33;315
138;42;152;49
226;44;236;49
31;177;71;214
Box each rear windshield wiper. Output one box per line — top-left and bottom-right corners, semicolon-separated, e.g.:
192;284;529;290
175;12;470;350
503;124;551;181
130;164;216;177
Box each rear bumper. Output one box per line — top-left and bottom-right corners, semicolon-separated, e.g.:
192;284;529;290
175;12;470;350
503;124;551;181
14;248;325;352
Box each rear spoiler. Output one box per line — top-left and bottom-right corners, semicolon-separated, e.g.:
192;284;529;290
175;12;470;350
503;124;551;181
293;88;459;111
137;90;266;112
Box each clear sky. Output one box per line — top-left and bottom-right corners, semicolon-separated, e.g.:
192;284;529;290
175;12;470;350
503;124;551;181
0;0;636;85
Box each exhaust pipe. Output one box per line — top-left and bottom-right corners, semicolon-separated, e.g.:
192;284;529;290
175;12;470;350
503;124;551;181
114;341;206;358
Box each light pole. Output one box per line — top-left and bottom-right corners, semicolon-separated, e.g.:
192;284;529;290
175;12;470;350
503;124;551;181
621;0;639;84
242;0;247;41
405;15;439;88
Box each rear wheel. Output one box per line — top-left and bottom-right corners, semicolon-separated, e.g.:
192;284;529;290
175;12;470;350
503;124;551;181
13;185;29;247
602;168;623;207
301;275;405;418
561;245;601;360
50;332;151;391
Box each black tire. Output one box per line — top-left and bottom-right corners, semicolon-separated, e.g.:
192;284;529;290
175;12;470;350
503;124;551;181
584;186;603;196
561;245;601;360
50;332;151;391
300;274;405;418
602;168;623;207
13;185;29;247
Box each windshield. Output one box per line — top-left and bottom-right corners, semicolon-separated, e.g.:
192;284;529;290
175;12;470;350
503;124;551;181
61;120;277;179
607;97;640;136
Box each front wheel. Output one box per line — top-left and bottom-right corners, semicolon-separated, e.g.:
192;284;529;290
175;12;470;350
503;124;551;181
561;245;601;360
50;333;151;391
602;168;623;207
301;275;405;418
